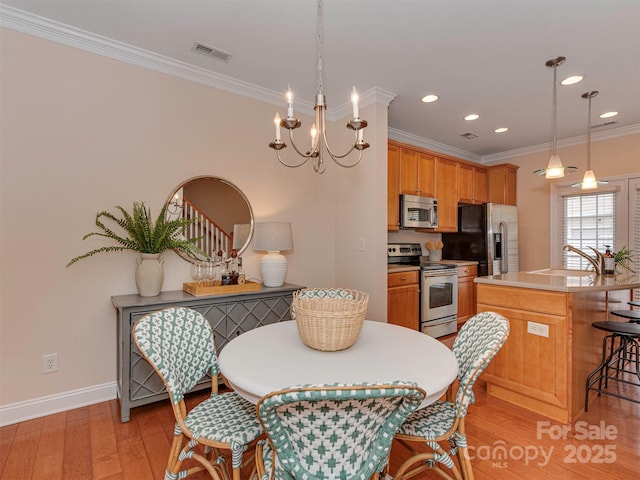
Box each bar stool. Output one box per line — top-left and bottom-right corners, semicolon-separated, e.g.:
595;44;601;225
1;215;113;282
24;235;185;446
610;309;640;323
585;321;640;411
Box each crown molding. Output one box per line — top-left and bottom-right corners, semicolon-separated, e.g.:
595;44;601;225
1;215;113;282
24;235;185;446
1;5;395;120
388;128;481;162
0;4;287;105
481;123;640;164
329;88;397;121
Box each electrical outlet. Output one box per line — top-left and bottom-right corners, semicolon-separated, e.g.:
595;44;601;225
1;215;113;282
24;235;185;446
527;321;549;338
42;353;58;373
358;238;366;251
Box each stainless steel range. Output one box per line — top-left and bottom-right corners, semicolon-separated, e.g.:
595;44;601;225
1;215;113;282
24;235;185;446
388;243;458;338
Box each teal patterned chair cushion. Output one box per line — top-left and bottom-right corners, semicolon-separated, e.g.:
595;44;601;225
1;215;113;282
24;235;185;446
290;288;354;320
394;311;510;480
256;381;425;480
185;390;262;445
132;307;262;480
396;400;456;439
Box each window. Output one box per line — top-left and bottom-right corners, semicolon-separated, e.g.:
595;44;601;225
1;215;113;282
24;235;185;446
631;178;640;301
551;178;630;271
562;192;615;269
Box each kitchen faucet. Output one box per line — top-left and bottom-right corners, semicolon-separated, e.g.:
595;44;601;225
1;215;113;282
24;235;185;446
562;245;604;275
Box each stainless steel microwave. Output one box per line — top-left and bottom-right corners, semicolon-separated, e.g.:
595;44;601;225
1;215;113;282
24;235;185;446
400;194;438;229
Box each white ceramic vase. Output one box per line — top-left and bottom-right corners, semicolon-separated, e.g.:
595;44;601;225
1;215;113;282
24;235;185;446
135;253;164;297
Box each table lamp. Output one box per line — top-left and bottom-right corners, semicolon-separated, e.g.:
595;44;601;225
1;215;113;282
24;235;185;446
253;222;293;287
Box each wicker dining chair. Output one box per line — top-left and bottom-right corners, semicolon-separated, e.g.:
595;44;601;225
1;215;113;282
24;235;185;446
255;382;426;480
393;311;510;480
132;307;262;480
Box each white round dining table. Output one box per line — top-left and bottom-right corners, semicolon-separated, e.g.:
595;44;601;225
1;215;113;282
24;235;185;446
218;320;459;407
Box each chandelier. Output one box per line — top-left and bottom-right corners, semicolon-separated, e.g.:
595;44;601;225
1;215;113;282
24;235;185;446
268;0;369;174
533;56;576;178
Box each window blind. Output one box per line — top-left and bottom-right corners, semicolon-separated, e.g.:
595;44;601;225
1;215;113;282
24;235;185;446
634;183;640;301
562;191;616;270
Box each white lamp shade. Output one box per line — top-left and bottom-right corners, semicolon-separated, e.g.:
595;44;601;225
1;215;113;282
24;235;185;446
253;222;293;252
545;154;565;179
581;170;598;189
253;222;293;288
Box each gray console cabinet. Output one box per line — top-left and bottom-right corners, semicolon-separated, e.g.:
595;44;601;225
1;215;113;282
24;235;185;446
112;284;302;422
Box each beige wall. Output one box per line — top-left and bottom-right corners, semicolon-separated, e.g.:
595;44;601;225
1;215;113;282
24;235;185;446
0;29;389;407
500;133;640;271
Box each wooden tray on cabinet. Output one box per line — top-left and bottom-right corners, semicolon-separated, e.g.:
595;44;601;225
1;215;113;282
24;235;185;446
183;281;261;296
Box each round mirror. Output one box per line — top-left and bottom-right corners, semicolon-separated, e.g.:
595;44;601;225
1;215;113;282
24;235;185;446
165;176;254;263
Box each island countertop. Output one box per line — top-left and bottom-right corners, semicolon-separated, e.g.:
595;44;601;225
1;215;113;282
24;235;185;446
474;270;640;293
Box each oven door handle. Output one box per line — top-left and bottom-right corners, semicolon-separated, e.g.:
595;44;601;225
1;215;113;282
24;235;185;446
422;272;458;279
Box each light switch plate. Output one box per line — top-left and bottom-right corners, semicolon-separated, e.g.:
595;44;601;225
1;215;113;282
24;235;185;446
527;321;549;338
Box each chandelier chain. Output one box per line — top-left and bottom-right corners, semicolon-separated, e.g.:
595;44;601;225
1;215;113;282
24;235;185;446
317;0;323;93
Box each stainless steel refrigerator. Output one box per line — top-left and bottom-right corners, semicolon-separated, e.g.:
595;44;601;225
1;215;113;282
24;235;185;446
442;203;518;277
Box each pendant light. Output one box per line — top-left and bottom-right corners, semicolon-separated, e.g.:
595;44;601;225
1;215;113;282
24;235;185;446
572;91;608;189
533;56;577;178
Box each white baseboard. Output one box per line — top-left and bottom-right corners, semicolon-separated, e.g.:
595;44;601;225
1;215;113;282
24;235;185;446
0;382;117;426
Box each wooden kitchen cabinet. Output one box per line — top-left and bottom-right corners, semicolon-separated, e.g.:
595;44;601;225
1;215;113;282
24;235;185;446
388;270;420;330
399;145;435;197
487;163;518;205
477;284;570;422
388;143;401;231
433;157;458;232
474;168;488;204
456;264;477;327
458;163;487;204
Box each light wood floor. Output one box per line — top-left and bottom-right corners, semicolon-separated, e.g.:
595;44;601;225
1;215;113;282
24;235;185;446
1;374;638;480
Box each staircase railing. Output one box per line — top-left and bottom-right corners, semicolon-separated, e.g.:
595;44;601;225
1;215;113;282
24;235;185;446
182;199;231;257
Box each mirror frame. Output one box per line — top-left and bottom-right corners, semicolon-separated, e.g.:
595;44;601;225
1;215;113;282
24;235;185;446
165;176;254;264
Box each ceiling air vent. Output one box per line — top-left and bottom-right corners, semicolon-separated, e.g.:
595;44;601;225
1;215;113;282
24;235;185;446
191;42;232;62
460;132;478;140
592;121;617;129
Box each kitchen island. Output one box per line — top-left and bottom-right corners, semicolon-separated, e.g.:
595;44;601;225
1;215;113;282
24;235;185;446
474;270;640;423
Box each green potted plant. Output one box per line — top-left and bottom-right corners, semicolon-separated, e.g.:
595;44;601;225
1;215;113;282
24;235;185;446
614;246;635;274
67;201;207;296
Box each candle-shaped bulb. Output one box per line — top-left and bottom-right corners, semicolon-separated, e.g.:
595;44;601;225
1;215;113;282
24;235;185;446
310;124;317;149
351;86;360;119
286;86;294;119
274;113;281;141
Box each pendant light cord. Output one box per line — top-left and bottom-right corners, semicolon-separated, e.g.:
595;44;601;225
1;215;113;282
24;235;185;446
587;93;592;169
552;63;558;155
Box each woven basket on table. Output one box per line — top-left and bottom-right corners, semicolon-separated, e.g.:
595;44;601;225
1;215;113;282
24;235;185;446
292;288;369;352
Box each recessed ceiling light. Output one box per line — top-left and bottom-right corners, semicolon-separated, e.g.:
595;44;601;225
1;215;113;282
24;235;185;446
464;114;479;121
561;75;583;85
494;127;509;133
600;111;618;118
421;94;439;103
